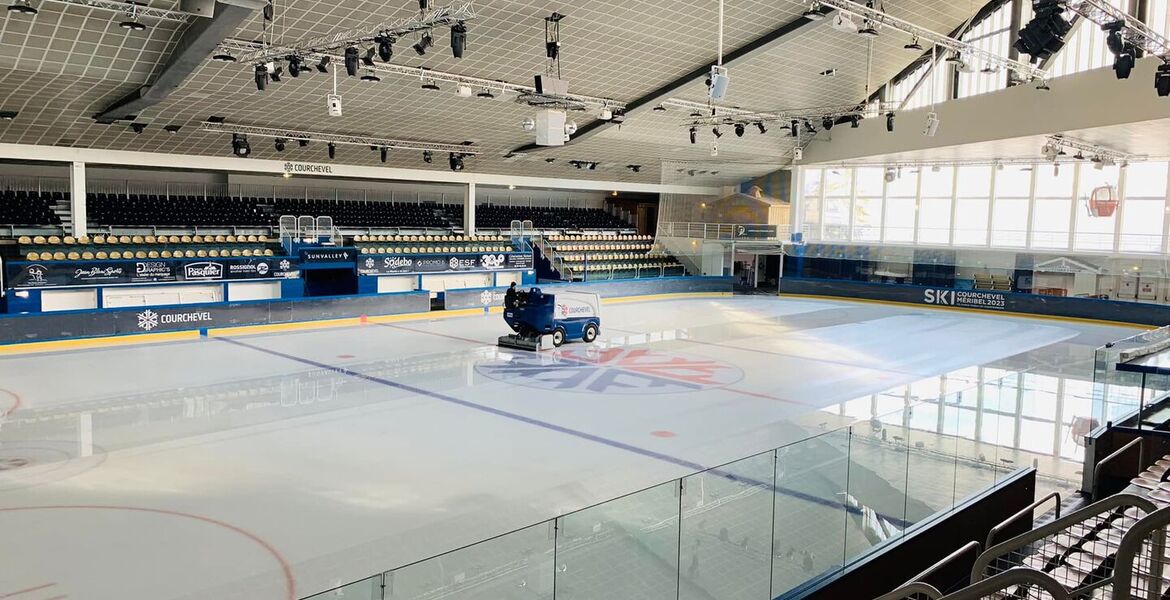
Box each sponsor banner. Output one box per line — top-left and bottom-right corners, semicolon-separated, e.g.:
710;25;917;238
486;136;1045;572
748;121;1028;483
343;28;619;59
442;276;734;310
358;252;534;276
299;247;356;264
734;224;779;239
922;288;1007;310
5;257;298;289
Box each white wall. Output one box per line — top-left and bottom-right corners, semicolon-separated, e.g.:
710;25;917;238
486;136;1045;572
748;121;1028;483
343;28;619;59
227;281;280;301
102;284;223;308
40;288;97;312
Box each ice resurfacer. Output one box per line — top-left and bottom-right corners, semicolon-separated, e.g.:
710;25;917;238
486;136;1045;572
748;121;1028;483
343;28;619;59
498;288;601;351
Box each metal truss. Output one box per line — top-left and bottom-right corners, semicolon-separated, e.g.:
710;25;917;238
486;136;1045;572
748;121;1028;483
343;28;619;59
39;0;196;22
812;0;1048;81
1063;0;1170;59
819;154;1156;170
668;100;897;127
232;1;477;64
197;121;478;154
216;39;624;110
1046;133;1144;161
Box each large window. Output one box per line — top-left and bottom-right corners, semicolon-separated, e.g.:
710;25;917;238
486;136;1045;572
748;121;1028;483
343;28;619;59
992;167;1032;247
957;3;1013;99
822;169;853;241
954;166;992;245
1075;165;1119;251
1031;164;1074;249
1120;162;1168;253
802;168;823;239
884;169;918;242
918;167;954;245
853;168;884;242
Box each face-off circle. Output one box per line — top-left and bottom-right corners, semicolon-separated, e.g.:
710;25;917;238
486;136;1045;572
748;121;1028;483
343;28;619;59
476;346;743;395
0;441;107;490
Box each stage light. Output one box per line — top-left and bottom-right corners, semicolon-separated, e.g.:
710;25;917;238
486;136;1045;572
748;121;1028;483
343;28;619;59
734;123;745;137
254;64;267;91
588;162;597;170
790;120;799;137
327;142;336;159
421;80;440;90
456;84;473;97
413;33;433;56
423;150;433;163
821;117;833;131
755;122;767;134
297;138;309;147
119;17;146;31
344;46;359;76
1114;48;1135;79
521;117;536;131
802;1;824;20
849;115;860;128
274;138;286;152
269;65;282;82
377;36;393;61
361;47;376;67
1014;0;1071;62
712;126;723;138
316;56;330;73
212;51;236;62
1104;21;1125;55
361;70;381;82
886;112;895;132
804;121;817;134
599;107;613;120
7;0;36;14
1156;63;1170;97
688;126;697;144
653;105;667;112
380;147;389;163
231;133;250;157
449;152;465;171
287;55;301;77
164;124;180;133
451;22;467;58
130;123;146;134
476;88;494;98
627;164;641;172
904;37;922;51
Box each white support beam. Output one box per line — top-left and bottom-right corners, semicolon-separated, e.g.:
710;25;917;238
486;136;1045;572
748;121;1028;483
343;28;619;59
0;144;720;196
69;161;87;239
463;182;476;237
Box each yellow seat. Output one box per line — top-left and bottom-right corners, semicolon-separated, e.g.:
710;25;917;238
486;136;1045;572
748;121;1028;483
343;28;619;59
168;235;180;244
209;249;220;257
32;235;46;244
225;235;237;243
230;249;242;257
92;235;107;244
161;250;172;258
95;251;108;260
109;251;122;259
131;235;144;244
18;235;31;244
66;251;80;260
134;251;146;259
195;249;206;257
25;251;37;260
81;251;94;260
264;249;274;256
148;250;159;258
63;236;76;245
145;235;157;244
242;249;253;257
117;235;130;244
181;235;193;243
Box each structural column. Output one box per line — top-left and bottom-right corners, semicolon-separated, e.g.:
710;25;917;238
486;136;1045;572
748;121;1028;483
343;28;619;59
789;167;804;241
69;161;87;238
463;182;476;237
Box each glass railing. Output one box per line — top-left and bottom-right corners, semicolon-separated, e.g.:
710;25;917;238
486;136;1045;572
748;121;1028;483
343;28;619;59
1093;325;1170;427
303;375;1028;600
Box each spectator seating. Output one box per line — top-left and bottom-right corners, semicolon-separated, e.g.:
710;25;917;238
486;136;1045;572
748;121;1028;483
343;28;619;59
476;205;629;230
16;234;276;261
273;199;459;229
973;273;1013;291
353;234;518;254
0;190;62;226
542;234;685;280
89;194;270;227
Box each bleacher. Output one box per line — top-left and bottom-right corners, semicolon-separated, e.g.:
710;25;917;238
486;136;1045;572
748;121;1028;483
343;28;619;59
353;233;518;254
0;189;62;226
476;205;629;230
973;273;1013;291
88;193;270;228
543;234;685;280
16;234;277;260
273;199;459;229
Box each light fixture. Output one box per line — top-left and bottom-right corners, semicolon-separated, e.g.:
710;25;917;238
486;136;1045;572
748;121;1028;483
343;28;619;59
274;138;286;152
688;126;697;144
380;147;389;163
599;107;613;120
7;0;36;14
476;88;494;98
627;164;641;172
996;161;1004;171
653;105;667;112
821;117;833;131
830;13;858;34
521;117;536;131
789;120;798;137
287;55;301;77
361;47;376;67
450;22;467;58
212;51;236;62
545;157;556;163
268;65;282;82
804;120;817;134
1157;63;1170;97
730;123;744;137
1114;46;1135;79
231;133;250;157
316;56;330;73
755;122;767;134
119;4;146;31
1036;80;1050;90
802;1;824;20
849;115;860;128
858;16;878;38
456;84;473;97
711;126;723;138
565;120;578;135
886;112;895;132
377;35;393;61
344;46;359;76
254;63;268;91
164;124;180;133
1014;3;1072;62
587;162;597;170
904;37;922;51
360;70;380;82
413;32;434;56
421;80;440;90
923;112;939;137
423;150;433;163
884;166;897;183
449;152;465;171
297;138;309;147
130;123;147;134
327;142;336;159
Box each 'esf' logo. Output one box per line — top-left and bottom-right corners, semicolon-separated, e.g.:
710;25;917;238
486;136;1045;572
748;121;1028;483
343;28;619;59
923;289;955;305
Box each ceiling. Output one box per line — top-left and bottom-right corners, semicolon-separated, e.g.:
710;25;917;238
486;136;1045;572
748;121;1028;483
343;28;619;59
0;0;986;185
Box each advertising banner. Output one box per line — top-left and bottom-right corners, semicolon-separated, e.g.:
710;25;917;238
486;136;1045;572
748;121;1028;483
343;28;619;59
299;247;357;264
5;257;299;289
358;252;534;276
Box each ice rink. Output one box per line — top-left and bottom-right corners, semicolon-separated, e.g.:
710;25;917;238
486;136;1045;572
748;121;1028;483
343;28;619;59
0;295;1140;600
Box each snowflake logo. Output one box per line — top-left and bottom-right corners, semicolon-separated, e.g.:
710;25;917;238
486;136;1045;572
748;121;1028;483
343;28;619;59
480;290;493;305
137;309;159;331
279;260;291;271
365;258;375;269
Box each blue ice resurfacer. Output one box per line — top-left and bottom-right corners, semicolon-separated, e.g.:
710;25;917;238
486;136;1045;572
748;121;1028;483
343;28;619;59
498;287;602;351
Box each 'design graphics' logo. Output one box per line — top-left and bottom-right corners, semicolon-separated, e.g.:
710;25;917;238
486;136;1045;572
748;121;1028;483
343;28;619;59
475;347;743;395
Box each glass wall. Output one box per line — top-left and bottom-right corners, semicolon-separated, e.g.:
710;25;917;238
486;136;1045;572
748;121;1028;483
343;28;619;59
803;161;1170;256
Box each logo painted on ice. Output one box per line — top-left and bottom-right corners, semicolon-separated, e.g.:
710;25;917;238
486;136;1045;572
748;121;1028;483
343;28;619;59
475;347;743;395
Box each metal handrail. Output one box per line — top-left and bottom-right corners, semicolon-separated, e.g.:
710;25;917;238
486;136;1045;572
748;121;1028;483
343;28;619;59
971;493;1158;584
905;541;983;591
943;569;1069;599
985;491;1062;548
1111;505;1170;600
873;581;944;600
1092;437;1144;500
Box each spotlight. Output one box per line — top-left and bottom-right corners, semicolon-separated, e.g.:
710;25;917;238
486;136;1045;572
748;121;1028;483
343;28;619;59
1114;49;1135;79
361;47;376;67
688;126;697;144
755;122;767;134
287;55;301;77
821;117;833;131
7;0;36;14
588;162;597;170
476;88;494;98
449;152;465;171
231;133;250;157
164;124;180;133
1156;63;1170;97
421;80;440;91
858;20;879;38
521;117;536;131
212;51;236;62
627;165;641;172
316;56;330;73
451;22;467;58
734;123;745;137
712;126;723;138
790;120;799;137
653;105;667;112
0;111;18;120
274;138;286;152
884;167;897;183
565;120;577;135
130;123;146;134
327;142;336;159
802;1;824;20
980;63;999;74
886;112;895;132
849;115;860;128
1014;1;1071;62
418;0;427;9
254;63;268;91
804;120;817;134
360;70;380;82
545;157;556;163
1104;21;1125;55
344;46;359;76
269;65;282;82
599;107;613;120
413;33;433;56
377;36;393;61
298;138;309;147
904;37;923;51
456;84;473;97
119;17;146;31
423;150;433;163
380;147;389;163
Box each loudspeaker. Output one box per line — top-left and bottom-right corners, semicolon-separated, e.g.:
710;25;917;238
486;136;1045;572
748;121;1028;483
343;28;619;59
708;65;729;101
534;109;566;146
326;94;342;117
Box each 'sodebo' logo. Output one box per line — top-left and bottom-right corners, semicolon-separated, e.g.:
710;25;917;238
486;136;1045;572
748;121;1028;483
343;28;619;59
184;262;224;280
136;309;214;331
384;256;413;269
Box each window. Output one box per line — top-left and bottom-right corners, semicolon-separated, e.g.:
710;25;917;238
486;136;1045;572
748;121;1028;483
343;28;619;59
1031;164;1075;249
822;169;853;241
1120;162;1168;253
992;167;1032;247
954;166;992;245
885;169;918;242
1074;164;1119;251
853;168;884;242
957;4;1012;99
802;168;823;240
918;167;954;245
